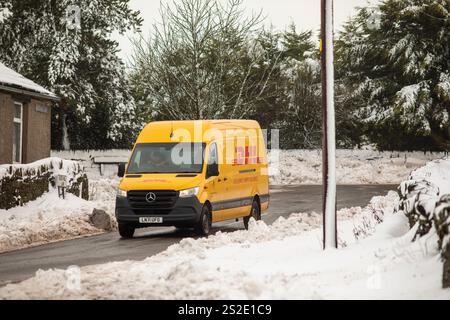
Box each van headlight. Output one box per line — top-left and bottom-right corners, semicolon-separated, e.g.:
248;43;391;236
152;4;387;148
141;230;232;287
117;189;127;197
179;187;199;198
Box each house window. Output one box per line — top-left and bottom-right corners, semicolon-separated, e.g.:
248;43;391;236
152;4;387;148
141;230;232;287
12;102;23;163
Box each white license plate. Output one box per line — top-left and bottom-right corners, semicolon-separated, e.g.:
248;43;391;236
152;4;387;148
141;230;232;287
139;217;163;224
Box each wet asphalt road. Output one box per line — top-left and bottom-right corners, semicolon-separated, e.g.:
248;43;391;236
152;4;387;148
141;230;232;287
0;185;396;286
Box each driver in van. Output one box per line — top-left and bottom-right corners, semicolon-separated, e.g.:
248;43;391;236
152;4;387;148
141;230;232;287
141;149;169;169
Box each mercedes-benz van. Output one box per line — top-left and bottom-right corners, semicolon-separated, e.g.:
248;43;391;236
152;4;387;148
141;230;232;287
115;120;269;238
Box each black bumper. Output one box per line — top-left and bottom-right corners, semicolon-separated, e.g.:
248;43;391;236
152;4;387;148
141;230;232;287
115;195;203;228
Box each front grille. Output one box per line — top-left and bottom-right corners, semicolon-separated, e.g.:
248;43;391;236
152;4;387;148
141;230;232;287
127;190;179;215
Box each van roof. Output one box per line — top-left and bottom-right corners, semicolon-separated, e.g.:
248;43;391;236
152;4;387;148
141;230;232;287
136;120;261;144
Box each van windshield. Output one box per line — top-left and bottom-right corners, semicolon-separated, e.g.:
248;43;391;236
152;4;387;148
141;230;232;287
127;143;205;174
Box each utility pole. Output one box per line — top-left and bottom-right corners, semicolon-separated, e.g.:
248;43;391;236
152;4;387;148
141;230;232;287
321;0;337;249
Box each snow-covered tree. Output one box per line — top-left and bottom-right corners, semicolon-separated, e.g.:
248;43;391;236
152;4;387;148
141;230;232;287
336;0;450;151
130;0;281;121
271;24;322;149
0;0;142;149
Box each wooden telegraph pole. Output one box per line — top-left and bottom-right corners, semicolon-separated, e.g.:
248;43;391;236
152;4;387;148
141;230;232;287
321;0;337;249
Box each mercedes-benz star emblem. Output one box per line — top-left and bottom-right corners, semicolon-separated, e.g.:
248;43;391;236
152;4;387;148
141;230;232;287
145;192;157;203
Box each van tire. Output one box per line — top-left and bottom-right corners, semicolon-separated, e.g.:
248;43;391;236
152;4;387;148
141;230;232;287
195;205;212;236
118;223;135;239
244;200;261;230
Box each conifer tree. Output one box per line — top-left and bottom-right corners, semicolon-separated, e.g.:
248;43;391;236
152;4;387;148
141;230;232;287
0;0;142;149
336;0;450;150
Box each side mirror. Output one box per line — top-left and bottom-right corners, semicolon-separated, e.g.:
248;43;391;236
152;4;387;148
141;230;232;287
206;163;219;179
118;163;126;178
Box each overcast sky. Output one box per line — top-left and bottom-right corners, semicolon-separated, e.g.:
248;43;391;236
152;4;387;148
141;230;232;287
115;0;377;62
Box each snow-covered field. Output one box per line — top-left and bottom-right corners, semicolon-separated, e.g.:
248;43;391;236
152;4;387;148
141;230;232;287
269;149;448;185
1;188;448;299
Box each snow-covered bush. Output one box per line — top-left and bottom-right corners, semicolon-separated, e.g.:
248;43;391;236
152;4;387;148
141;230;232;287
434;195;450;288
352;191;398;240
0;158;88;210
397;180;440;239
348;157;450;288
395;158;450;288
435;195;450;251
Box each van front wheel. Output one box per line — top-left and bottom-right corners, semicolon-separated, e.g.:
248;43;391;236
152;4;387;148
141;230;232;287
244;200;261;230
118;223;135;239
195;205;212;236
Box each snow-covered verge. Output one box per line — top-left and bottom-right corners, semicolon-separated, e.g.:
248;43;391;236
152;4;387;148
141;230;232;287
0;178;118;253
269;149;447;185
1;188;448;299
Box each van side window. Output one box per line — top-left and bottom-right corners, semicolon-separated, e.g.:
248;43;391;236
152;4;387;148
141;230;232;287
208;143;218;165
206;143;219;179
134;150;141;167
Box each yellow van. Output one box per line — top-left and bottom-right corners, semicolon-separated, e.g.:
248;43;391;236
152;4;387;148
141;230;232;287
115;120;269;238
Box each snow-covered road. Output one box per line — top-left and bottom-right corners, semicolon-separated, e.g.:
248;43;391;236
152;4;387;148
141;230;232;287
0;185;395;286
2;188;448;299
1;151;448;299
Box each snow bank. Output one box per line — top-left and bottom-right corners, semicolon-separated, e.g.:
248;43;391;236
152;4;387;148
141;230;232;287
269;149;447;185
407;158;450;195
0;178;118;253
0;191;98;252
0;157;119;252
2;188;448;299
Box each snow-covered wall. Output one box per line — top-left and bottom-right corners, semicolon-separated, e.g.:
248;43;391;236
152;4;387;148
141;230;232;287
0;157;88;210
51;150;130;179
52;149;448;184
